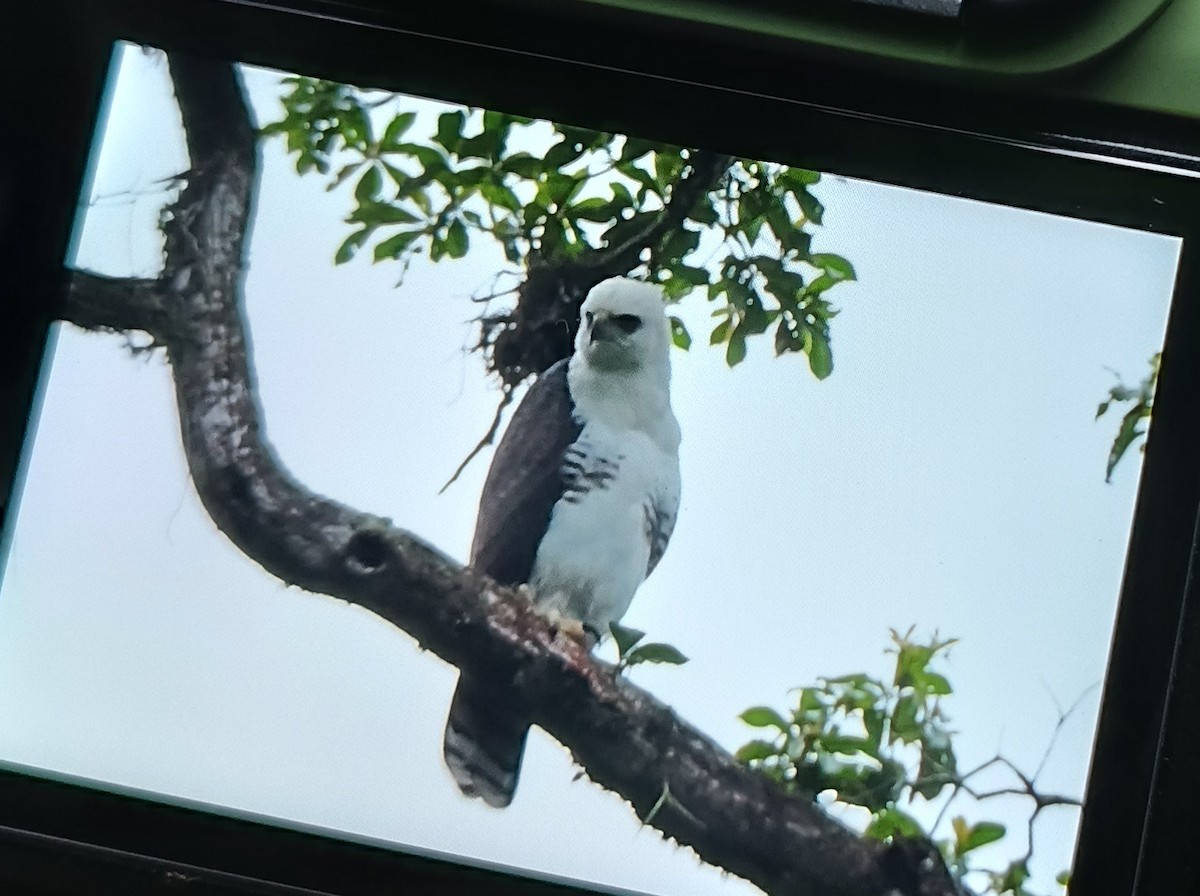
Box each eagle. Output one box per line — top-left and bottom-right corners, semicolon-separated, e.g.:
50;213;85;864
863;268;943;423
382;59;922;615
443;276;683;808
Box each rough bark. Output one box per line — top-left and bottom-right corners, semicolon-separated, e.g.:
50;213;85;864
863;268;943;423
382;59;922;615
60;51;960;896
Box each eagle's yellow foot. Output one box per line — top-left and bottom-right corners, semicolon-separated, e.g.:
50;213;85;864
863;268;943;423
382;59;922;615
541;605;588;644
557;617;588;644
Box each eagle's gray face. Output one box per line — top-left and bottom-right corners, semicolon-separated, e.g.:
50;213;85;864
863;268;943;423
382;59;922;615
575;279;671;374
582;308;646;370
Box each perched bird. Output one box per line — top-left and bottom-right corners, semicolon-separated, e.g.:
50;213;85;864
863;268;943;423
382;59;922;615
443;276;682;807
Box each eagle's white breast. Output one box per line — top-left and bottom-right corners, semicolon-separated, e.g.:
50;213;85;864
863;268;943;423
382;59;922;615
532;418;680;634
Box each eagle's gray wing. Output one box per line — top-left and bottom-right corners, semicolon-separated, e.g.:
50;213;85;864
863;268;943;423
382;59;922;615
469;358;582;585
446;358;581;808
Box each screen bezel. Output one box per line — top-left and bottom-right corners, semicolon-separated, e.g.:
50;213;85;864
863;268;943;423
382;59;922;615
3;2;1200;895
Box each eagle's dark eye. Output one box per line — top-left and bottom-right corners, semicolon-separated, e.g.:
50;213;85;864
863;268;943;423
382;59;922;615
585;311;595;325
613;313;642;334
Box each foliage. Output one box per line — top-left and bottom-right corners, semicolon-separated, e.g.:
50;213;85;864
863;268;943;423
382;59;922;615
260;77;855;379
735;630;1074;896
1096;353;1159;482
609;621;688;676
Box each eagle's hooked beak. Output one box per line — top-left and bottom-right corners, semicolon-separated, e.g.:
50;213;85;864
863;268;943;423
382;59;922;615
589;312;618;345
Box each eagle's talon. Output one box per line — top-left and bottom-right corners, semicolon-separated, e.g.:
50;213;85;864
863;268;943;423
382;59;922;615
539;605;588;644
557;617;588;644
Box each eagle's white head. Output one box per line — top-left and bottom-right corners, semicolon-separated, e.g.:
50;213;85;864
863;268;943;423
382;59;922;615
573;277;672;377
568;277;679;451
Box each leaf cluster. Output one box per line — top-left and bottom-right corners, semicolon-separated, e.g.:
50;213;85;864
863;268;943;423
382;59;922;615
735;630;1071;896
260;79;856;378
736;629;958;812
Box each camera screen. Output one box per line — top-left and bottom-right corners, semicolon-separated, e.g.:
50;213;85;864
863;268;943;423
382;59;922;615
0;42;1183;896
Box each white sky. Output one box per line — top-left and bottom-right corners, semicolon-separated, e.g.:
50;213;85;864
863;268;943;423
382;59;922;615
0;44;1183;896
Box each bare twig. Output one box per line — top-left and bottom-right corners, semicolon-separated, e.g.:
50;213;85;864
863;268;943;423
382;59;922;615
437;385;514;494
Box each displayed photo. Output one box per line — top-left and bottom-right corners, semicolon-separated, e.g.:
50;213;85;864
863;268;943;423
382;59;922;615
0;42;1183;896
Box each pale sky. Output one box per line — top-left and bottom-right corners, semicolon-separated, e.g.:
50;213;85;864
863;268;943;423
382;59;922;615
0;44;1183;896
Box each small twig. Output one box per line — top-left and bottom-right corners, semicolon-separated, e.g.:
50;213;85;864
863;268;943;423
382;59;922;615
438;385;514;494
930;783;962;833
1033;683;1098;782
644;782;671;825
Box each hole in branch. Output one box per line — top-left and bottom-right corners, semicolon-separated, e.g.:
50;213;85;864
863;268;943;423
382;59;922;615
345;530;390;574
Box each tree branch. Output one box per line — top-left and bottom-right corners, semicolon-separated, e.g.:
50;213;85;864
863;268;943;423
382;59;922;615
583;148;734;279
63;271;173;340
59;51;959;896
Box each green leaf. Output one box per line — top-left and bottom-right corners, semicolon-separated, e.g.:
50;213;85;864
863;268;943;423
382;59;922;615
808;331;833;379
775;318;803;356
864;807;924;841
335;228;370;265
568;196;614;223
383;111;417;147
674;264;710;287
726;331;747;367
891;695;920;743
960;820;1006;854
609;621;645;659
480;181;523;213
794;188;824;225
653;150;684;188
501;152;543;179
811;253;856;281
741;296;771;335
459;129;504;162
445;219;469;259
709;318;731;346
620;137;658;161
820;734;873;756
669;316;692;350
617;162;660;200
388;142;448;173
354;166;382;202
373;229;420;261
735;739;781;763
351;202;420;226
782;167;821;186
543;139;584;170
482;108;507;132
918;671;952;696
807;273;836;295
625;642;689;667
610;181;635;207
740;706;790;730
434;110;464;153
795;687;825;717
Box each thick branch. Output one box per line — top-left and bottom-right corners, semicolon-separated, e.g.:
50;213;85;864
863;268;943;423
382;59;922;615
63;271;172;339
584;148;734;279
60;51;958;896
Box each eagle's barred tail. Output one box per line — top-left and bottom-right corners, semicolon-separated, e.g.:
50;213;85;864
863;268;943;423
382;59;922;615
443;674;530;808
